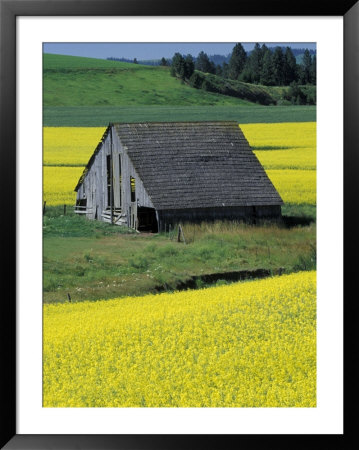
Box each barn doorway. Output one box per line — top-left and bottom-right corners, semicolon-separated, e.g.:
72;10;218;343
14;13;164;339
75;198;87;215
137;207;158;233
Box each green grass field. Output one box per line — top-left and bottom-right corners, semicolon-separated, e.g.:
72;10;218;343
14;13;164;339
44;54;251;107
43;54;316;126
44;105;316;127
43;213;316;303
44;53;148;69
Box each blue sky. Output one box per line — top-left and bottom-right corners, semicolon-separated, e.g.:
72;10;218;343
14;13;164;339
43;43;316;60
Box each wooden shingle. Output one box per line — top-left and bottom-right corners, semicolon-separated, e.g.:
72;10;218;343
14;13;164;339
112;121;283;210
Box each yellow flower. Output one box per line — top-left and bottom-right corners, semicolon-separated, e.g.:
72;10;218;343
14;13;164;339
43;271;316;408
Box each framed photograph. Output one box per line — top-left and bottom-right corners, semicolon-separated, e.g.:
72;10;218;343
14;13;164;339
1;0;357;448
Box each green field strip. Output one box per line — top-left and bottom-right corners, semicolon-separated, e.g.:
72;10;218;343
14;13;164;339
43;105;316;127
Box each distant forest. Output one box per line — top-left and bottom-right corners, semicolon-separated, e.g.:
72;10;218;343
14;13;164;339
168;44;316;86
107;44;316;105
107;44;316;85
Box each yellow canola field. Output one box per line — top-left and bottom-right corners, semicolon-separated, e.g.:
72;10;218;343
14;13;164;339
43;127;106;166
42;122;316;206
43;271;316;408
254;147;316;170
241;122;316;205
43;166;84;206
267;169;316;205
241;122;316;150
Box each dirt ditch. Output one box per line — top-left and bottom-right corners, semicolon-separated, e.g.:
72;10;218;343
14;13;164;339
155;267;285;293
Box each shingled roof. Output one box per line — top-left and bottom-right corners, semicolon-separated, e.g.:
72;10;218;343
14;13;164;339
113;121;283;210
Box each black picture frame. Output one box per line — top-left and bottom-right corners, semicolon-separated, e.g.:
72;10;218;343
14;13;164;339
1;0;357;448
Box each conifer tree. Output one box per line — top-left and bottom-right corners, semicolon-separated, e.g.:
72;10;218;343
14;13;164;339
283;47;297;85
222;62;229;79
272;47;285;85
215;64;223;77
260;49;276;85
301;49;312;84
310;54;316;84
247;43;263;84
171;52;185;79
195;51;214;73
228;43;247;79
184;54;195;79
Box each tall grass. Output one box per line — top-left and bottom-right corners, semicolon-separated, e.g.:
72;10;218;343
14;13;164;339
43;214;316;303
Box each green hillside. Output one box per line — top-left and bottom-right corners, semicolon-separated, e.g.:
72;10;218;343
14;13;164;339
44;53;145;69
191;71;315;106
43;53;316;126
44;53;251;107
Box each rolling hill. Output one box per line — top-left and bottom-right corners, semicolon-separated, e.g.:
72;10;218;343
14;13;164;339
44;53;251;107
43;53;316;126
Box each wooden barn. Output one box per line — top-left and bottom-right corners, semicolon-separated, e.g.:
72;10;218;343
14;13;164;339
74;121;283;232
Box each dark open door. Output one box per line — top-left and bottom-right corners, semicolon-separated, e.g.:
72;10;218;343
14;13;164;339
137;207;158;233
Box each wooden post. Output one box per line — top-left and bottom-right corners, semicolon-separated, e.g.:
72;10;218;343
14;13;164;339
182;226;186;245
43;201;46;215
177;224;186;244
134;200;138;230
67;293;71;303
64;204;66;215
110;126;114;225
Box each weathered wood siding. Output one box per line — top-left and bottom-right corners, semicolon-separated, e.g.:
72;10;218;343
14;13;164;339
76;125;154;226
157;205;282;232
111;129;154;214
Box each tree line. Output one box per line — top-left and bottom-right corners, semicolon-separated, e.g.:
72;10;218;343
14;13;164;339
170;43;316;87
107;56;169;66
